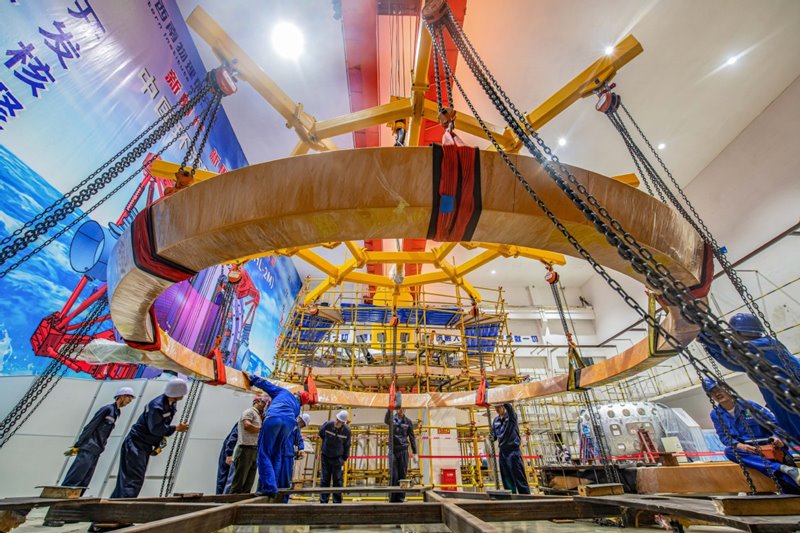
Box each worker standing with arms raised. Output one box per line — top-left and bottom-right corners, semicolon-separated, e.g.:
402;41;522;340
247;373;314;498
490;402;530;494
61;387;136;489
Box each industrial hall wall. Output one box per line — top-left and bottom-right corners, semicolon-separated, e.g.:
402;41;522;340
0;0;302;382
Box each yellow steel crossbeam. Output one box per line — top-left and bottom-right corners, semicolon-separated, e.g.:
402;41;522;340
432;242;459;262
421;99;512;146
186;7;336;153
465;243;567;265
315;99;412;140
431;252;482;302
408;24;433;147
148;160;218;183
294;249;339;278
496;35;643;153
452;249;502;277
304;256;364;304
343;271;396;288
364;251;436;264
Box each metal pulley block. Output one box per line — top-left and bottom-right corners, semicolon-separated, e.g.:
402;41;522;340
211;67;238;96
595;85;621;114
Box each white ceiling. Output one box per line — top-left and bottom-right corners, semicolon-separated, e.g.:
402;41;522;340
177;0;800;293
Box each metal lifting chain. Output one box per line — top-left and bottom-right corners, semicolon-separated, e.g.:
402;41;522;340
0;96;208;280
422;12;800;452
0;73;220;278
605;102;799;381
471;306;501;489
160;378;203;497
0;295;109;449
426;9;800;416
547;274;620;483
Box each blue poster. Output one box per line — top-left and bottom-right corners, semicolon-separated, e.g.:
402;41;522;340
0;0;300;378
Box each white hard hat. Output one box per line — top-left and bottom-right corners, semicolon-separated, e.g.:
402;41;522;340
114;387;136;398
300;413;311;426
336;410;349;423
164;378;189;398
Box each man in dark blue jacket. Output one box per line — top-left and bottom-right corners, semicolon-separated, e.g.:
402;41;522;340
216;423;238;494
278;413;310;503
704;378;800;494
247;374;313;497
318;410;351;504
385;407;418;502
698;313;800;441
110;379;190;498
61;387;136;489
490;402;530;494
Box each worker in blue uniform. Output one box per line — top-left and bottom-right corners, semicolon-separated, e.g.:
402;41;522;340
385;407;418;503
318;410;352;504
110;379;190;498
698;313;800;441
278;413;310;503
704;378;800;494
490;402;530;494
216;423;238;494
61;387;136;489
247;373;313;497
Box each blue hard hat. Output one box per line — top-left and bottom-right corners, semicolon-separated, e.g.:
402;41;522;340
701;377;719;393
729;313;763;337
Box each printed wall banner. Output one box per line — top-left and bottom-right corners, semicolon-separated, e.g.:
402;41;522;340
0;0;301;379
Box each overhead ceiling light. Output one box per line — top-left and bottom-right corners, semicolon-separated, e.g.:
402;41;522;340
726;55;738;66
491;270;496;275
657;143;666;150
604;46;614;56
557;137;567;147
272;22;304;60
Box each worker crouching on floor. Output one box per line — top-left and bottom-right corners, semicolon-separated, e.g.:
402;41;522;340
318;410;352;504
385;407;418;503
490;402;531;494
229;395;269;494
247;373;314;498
61;387;136;489
704;378;800;494
279;413;310;503
110;379;190;498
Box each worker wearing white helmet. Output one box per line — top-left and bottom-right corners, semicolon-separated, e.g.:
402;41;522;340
318;410;351;504
61;386;137;489
277;413;313;503
111;378;190;498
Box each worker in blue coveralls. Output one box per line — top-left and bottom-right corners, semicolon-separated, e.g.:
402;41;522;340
216;423;238;494
61;387;136;489
247;373;314;498
490;402;530;494
110;379;190;498
385;407;418;503
319;410;352;504
278;413;310;503
704;378;800;494
698;313;800;441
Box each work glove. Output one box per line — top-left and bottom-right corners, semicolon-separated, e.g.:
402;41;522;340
63;447;79;457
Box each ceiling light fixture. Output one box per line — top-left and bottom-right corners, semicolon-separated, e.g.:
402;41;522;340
491;270;496;275
604;46;614;55
726;55;738;66
558;137;567;147
272;22;304;60
657;143;666;150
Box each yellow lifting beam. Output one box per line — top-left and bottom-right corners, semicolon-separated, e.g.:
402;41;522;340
496;34;643;153
186;6;337;153
148;160;218;183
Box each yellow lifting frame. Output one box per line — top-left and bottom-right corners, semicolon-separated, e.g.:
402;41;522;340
186;6;642;155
